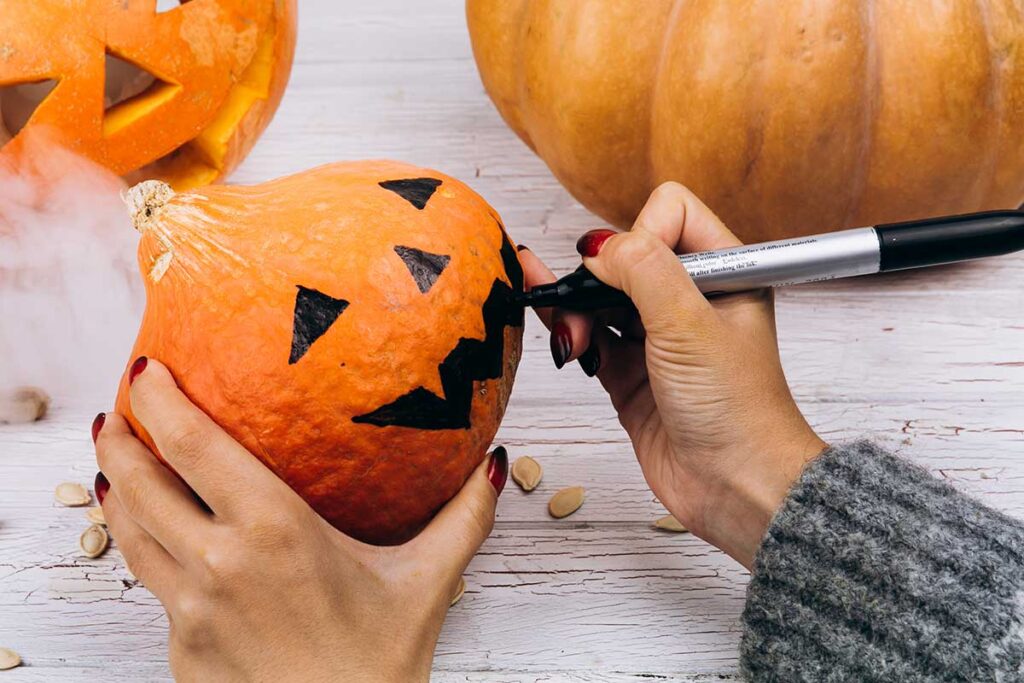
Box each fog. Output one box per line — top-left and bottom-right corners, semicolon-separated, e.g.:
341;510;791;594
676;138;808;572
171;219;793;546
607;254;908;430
0;133;144;408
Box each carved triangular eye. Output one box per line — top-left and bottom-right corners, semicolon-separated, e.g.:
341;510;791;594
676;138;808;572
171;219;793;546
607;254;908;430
378;178;442;210
289;286;349;364
0;79;59;141
394;246;450;294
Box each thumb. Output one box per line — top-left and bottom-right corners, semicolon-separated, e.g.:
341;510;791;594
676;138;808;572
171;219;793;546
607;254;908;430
578;182;728;334
582;229;710;336
408;446;506;577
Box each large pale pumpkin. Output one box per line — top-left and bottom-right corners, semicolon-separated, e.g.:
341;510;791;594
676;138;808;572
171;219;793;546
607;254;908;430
114;162;525;544
467;1;1024;241
0;0;296;189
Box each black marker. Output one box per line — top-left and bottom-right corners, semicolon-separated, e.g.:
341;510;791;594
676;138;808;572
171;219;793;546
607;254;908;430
517;210;1024;310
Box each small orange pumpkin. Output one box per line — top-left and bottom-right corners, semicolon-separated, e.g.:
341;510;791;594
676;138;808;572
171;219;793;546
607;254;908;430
0;0;296;189
114;161;524;544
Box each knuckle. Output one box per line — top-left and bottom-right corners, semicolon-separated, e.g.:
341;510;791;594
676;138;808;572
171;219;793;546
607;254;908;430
245;510;298;546
199;546;243;585
115;468;150;515
162;419;208;462
123;553;150;584
651;180;687;199
172;594;213;649
613;231;664;269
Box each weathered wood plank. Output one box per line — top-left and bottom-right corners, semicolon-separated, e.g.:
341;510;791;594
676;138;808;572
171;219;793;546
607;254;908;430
1;0;1022;680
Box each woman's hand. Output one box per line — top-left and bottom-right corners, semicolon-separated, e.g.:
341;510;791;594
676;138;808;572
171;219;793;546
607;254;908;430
520;183;827;568
92;359;506;682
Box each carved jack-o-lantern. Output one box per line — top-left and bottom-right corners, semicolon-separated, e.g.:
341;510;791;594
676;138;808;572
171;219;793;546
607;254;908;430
114;161;525;544
0;0;296;189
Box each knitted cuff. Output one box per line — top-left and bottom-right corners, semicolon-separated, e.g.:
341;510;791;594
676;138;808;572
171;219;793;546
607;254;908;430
740;440;1024;682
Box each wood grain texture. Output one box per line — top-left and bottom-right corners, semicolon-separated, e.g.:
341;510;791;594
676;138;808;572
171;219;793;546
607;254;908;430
1;0;1023;680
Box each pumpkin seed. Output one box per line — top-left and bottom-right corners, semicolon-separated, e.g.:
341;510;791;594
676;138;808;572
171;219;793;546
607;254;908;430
548;486;585;519
653;514;688;533
510;456;542;492
80;524;109;558
0;386;49;424
449;577;466;607
0;648;20;670
55;482;91;507
86;507;106;526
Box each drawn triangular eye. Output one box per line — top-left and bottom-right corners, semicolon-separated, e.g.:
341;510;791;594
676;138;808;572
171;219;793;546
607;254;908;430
378;178;442;210
289;285;349;364
394;246;450;294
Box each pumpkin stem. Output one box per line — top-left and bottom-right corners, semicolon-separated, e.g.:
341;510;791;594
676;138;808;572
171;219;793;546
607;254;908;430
123;180;175;233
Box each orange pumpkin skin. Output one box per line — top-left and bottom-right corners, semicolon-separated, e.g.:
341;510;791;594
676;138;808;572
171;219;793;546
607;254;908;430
467;1;1024;241
114;162;524;544
0;0;296;190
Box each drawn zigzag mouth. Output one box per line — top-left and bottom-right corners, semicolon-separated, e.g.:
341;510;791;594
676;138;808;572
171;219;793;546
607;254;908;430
352;231;524;430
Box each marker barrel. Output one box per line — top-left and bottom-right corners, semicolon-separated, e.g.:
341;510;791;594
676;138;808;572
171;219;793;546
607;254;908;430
520;210;1024;311
682;228;880;294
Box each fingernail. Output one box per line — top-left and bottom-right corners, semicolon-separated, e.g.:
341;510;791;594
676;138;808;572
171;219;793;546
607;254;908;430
91;413;106;443
578;345;600;377
550;321;572;370
128;356;148;386
487;446;508;495
516;244;530;252
95;471;110;505
576;229;616;258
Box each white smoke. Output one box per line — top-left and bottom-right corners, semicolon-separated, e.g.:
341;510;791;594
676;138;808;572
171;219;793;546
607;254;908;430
0;133;144;410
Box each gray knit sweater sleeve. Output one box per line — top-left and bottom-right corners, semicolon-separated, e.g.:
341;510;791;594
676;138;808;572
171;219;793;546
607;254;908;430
740;441;1024;682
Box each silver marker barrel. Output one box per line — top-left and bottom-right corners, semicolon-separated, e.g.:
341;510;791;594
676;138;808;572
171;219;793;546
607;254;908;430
517;209;1024;311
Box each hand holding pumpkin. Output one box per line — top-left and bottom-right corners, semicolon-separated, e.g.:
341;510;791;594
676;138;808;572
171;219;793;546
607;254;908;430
115;163;523;546
93;359;505;682
520;183;828;568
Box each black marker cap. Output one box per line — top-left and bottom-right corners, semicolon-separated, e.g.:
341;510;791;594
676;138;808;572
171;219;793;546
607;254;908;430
516;267;630;310
876;210;1024;272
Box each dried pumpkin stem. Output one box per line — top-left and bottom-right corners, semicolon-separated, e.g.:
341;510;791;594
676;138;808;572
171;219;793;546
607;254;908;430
123;180;175;234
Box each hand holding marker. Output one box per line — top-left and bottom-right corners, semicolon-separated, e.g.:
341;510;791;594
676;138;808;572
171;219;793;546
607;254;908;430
518;210;1024;310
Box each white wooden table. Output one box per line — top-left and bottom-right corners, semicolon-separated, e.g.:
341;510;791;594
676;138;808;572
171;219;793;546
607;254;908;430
2;1;1023;680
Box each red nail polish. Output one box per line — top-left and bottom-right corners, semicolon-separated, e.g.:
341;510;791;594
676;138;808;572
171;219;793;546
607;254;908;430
576;229;616;258
128;356;148;385
550;321;572;369
91;413;106;443
487;446;508;495
94;471;110;505
578;345;600;377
